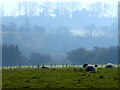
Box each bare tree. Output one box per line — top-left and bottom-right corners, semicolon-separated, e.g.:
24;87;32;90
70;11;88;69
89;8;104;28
18;1;38;16
1;4;4;17
18;2;22;16
85;24;96;37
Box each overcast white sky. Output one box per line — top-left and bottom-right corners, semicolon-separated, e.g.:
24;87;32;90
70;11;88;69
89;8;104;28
0;0;119;17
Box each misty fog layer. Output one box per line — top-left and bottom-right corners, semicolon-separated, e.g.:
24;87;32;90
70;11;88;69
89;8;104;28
2;1;118;65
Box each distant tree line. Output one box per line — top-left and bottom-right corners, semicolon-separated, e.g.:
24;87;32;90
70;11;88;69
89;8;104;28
2;22;47;33
67;46;118;64
2;44;52;66
2;44;118;66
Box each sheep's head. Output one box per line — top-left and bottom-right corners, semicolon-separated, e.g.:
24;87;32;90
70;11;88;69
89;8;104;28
83;64;88;68
94;65;98;67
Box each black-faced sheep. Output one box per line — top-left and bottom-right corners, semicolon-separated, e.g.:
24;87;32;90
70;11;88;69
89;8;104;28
105;63;115;68
83;64;97;71
42;65;49;69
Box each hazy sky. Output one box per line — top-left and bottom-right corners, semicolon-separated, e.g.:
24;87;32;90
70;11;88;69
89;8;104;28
1;0;118;17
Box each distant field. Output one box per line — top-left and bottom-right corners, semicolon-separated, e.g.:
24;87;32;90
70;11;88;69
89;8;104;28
2;67;119;88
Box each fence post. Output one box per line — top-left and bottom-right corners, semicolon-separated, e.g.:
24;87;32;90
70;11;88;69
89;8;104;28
62;64;64;69
66;64;67;68
32;65;34;69
10;65;12;70
50;64;52;69
73;64;75;69
19;65;21;69
37;64;39;69
69;65;70;68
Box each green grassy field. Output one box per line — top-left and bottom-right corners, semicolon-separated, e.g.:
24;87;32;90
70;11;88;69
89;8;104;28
2;67;119;88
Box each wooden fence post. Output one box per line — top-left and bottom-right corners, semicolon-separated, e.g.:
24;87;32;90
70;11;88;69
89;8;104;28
66;64;67;68
69;65;70;68
62;64;63;69
10;65;12;70
32;65;34;69
37;64;40;69
19;65;21;69
50;64;52;69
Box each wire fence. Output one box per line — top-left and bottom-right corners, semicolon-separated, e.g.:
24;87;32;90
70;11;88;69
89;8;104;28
2;64;119;70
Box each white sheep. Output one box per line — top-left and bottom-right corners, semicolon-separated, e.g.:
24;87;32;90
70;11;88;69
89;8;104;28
105;63;115;68
83;64;97;71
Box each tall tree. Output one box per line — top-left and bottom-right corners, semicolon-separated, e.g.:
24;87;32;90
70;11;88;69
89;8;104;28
2;44;24;66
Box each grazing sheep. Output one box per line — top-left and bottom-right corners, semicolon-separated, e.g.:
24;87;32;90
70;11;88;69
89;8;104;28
105;63;115;68
83;64;97;71
86;65;97;71
42;65;49;69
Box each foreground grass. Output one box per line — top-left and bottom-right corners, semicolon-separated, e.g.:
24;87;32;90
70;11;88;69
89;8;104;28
2;68;119;88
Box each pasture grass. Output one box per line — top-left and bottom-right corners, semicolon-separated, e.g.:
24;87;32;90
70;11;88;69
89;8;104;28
2;67;119;88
